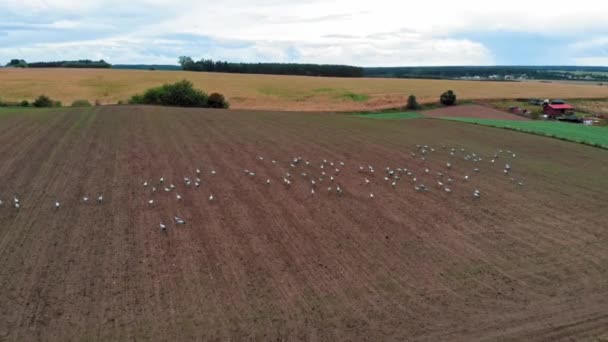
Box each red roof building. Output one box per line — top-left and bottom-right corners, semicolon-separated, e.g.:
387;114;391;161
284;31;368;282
543;103;574;117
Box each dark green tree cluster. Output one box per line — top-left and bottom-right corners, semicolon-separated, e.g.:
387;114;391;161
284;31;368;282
5;59;111;68
440;90;457;106
5;59;28;67
179;56;363;77
406;95;420;110
33;95;61;107
129;80;229;108
28;60;111;68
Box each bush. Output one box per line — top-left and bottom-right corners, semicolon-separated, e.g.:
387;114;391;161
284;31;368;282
20;100;29;107
129;94;144;105
129;80;226;108
71;99;92;107
440;90;457;106
33;95;54;108
207;92;230;108
54;101;62;107
406;94;420;110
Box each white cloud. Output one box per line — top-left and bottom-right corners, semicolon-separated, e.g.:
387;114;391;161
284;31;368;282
1;0;608;65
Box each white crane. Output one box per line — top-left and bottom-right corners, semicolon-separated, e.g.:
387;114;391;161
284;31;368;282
55;201;61;209
160;177;164;184
473;190;481;199
148;199;154;205
176;193;182;201
143;181;148;187
160;223;167;231
97;195;103;203
209;194;214;202
82;196;89;203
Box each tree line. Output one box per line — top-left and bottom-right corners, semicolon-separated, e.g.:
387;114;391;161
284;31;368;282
4;59;111;68
178;57;363;77
364;66;608;81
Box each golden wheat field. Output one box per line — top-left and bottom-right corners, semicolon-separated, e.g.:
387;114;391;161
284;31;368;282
1;68;608;111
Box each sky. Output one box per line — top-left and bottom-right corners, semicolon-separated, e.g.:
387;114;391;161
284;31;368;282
1;0;608;66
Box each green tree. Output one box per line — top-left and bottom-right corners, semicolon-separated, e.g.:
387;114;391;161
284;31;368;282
33;95;54;107
440;90;457;106
178;56;194;68
130;80;220;108
406;94;420;110
207;92;230;108
6;59;27;67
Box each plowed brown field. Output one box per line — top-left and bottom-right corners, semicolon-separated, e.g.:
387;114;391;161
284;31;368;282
1;106;607;341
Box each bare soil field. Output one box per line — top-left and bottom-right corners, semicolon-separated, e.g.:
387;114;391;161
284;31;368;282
1;68;608;111
0;106;607;341
423;104;529;120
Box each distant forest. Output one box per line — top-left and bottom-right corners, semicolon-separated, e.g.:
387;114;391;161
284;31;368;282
364;66;608;81
4;59;111;68
4;57;608;81
178;56;364;77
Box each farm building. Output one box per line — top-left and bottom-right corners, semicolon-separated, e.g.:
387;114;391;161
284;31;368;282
543;103;574;117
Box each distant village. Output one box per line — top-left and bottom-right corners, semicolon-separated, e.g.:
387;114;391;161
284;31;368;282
458;73;602;81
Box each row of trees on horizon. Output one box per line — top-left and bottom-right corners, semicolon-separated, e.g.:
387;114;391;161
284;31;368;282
4;59;111;68
178;56;364;77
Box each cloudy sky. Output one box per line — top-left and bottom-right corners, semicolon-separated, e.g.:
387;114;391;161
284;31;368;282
1;0;608;66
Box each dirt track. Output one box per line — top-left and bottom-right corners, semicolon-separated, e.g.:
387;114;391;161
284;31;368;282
424;104;529;120
0;106;607;341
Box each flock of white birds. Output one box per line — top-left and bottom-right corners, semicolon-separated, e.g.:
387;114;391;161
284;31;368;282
135;144;524;231
1;144;524;233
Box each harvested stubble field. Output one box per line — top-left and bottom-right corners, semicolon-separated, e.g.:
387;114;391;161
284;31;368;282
1;106;608;341
1;68;608;111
